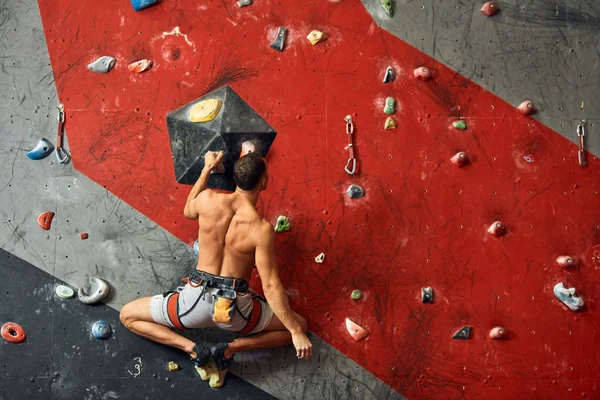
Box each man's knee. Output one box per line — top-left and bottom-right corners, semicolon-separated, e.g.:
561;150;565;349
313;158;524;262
119;302;135;328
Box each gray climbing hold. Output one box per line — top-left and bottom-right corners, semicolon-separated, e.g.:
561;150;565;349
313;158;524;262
270;27;288;52
452;326;472;340
27;138;54;160
91;320;111;340
87;56;116;74
421;287;433;303
55;285;75;299
78;277;110;305
238;0;252;6
383;66;394;83
554;282;584;312
346;185;364;199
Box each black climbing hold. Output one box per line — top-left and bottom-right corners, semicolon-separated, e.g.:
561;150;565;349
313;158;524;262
452;326;472;340
383;66;394;83
166;86;277;191
346;185;364;199
270;27;288;52
421;287;433;303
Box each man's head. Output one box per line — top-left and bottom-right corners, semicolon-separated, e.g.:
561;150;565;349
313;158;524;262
233;153;268;192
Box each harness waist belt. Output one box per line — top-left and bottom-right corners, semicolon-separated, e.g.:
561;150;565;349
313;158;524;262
188;270;249;293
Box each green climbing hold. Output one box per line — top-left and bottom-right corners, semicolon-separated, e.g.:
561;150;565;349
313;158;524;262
274;216;291;233
453;120;467;130
55;285;75;299
351;290;363;300
381;0;393;17
384;97;396;115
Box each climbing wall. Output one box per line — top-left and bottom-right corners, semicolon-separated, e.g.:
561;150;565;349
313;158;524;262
1;0;600;399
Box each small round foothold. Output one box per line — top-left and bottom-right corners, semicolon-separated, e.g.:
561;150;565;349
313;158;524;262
327;220;332;225
488;221;506;237
91;320;111;340
168;361;180;371
351;290;363;300
1;322;26;343
489;326;507;339
451;152;469;168
517;100;536;116
414;66;432;81
55;285;75;299
80;233;89;240
296;115;302;120
481;1;499;16
556;255;577;268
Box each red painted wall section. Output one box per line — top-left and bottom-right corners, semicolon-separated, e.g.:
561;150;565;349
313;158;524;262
38;0;600;398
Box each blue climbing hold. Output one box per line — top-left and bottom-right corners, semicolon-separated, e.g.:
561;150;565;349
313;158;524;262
130;0;159;11
193;240;199;256
27;138;54;160
91;320;111;340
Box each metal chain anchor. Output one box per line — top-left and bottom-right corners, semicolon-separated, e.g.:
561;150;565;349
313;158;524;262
56;104;70;164
577;119;587;167
344;115;356;175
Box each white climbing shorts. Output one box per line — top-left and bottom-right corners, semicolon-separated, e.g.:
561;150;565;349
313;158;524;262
150;280;274;335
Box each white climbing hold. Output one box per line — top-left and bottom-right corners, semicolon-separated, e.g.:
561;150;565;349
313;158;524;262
553;282;584;312
87;56;116;74
315;253;325;263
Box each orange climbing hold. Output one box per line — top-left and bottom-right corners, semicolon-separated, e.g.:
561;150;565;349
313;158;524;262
38;211;55;230
1;322;26;343
345;318;368;341
481;2;499;17
128;59;153;73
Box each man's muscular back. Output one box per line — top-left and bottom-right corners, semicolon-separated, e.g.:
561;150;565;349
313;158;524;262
193;189;267;281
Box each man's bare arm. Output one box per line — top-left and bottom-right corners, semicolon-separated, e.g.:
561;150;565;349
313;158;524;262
183;151;223;219
254;223;304;335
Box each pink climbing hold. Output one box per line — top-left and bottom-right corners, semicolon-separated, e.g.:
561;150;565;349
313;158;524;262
489;326;506;339
128;59;152;73
518;100;536;116
414;66;432;81
345;318;368;341
481;2;499;17
451;152;469;168
487;221;506;237
556;255;577;268
240;141;256;158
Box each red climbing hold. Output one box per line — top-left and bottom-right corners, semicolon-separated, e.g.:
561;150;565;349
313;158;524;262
80;233;89;240
413;66;432;81
487;221;506;237
451;152;469;168
517;100;536;116
556;255;577;268
481;2;499;17
489;326;507;339
345;318;369;341
38;211;55;230
1;322;26;343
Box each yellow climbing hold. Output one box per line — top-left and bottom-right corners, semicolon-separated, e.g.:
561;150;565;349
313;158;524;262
195;360;226;388
307;30;327;45
384;117;396;130
189;99;222;122
168;361;180;371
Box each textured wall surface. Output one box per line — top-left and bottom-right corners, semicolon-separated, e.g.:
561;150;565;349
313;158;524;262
361;0;600;155
1;0;600;399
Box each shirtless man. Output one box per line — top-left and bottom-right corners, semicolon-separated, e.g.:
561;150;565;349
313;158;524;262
120;151;312;378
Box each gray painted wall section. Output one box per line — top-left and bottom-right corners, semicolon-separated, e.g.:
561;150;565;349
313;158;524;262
361;0;600;156
0;1;403;399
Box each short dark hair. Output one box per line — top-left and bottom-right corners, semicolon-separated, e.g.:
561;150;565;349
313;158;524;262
233;153;266;191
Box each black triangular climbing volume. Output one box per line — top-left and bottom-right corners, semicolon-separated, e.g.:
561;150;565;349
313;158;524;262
452;326;472;340
166;85;277;191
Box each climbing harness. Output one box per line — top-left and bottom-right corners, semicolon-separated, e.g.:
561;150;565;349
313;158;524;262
56;104;70;164
577;120;587;167
344;115;356;175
